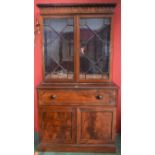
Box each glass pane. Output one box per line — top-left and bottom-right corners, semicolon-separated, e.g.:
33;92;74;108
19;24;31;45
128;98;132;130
43;18;74;80
80;18;111;80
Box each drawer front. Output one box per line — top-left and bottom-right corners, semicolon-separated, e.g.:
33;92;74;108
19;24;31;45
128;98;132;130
38;89;116;105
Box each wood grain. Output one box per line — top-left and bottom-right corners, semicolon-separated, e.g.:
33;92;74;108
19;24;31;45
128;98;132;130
38;89;116;105
77;106;116;144
37;3;118;153
39;107;76;144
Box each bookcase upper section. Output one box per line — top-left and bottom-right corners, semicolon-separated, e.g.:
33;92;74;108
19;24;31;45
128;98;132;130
37;3;116;82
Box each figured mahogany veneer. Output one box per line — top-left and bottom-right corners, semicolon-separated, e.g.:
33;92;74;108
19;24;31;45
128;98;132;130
39;106;76;144
37;83;118;152
38;89;116;105
77;107;116;144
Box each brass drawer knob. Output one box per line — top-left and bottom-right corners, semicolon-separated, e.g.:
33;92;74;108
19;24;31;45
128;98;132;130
96;95;103;100
50;95;57;99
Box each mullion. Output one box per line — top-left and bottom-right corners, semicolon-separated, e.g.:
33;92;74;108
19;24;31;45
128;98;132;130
73;15;80;81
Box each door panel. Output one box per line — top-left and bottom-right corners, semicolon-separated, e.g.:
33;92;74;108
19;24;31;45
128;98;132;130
77;106;116;144
79;18;111;80
39;107;76;144
43;18;74;80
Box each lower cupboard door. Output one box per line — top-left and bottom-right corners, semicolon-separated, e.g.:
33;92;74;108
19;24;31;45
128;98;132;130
39;107;76;144
77;106;116;144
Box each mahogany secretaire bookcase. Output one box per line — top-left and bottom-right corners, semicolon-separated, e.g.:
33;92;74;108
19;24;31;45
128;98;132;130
36;3;118;153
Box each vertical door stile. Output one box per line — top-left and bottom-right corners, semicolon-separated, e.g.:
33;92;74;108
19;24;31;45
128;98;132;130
74;15;80;82
40;16;45;81
76;107;81;144
109;16;114;81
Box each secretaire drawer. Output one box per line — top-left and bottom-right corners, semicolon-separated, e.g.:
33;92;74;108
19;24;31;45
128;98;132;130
38;89;117;105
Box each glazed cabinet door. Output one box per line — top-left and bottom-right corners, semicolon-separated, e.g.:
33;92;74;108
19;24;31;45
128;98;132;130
43;17;74;81
39;106;76;144
77;106;116;144
79;17;112;81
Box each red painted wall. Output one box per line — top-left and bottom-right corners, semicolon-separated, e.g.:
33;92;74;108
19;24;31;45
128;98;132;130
34;0;121;133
